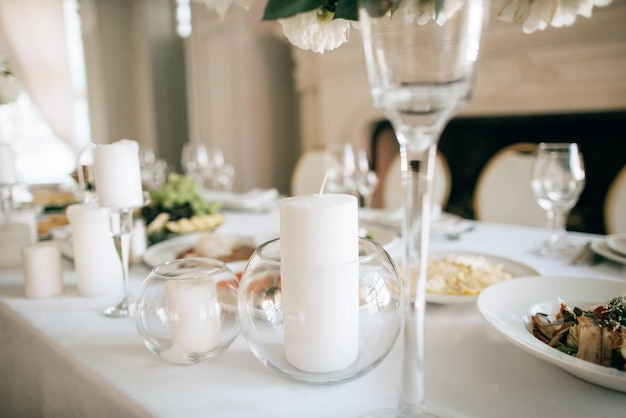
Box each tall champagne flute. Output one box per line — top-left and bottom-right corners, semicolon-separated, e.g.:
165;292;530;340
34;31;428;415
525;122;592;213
531;142;585;257
358;1;488;416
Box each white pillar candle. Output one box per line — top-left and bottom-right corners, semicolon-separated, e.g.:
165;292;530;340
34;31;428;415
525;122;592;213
66;203;123;296
92;139;143;208
21;242;64;298
279;193;360;373
129;217;147;264
0;143;17;185
165;279;222;354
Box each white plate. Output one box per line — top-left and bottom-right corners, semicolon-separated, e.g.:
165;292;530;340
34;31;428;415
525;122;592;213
359;208;471;237
430;213;473;238
478;276;626;392
590;238;626;264
426;251;539;304
606;234;626;257
359;224;399;251
142;233;258;269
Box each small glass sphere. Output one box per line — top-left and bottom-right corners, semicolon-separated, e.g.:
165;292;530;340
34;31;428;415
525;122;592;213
135;258;239;365
238;237;402;384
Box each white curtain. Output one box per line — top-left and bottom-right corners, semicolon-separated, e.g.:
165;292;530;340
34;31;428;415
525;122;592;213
0;0;80;154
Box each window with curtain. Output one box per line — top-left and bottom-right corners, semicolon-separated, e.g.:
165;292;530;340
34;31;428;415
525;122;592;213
0;0;89;186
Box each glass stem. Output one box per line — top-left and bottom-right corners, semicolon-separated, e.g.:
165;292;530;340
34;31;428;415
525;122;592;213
547;208;568;251
106;208;134;316
398;142;437;416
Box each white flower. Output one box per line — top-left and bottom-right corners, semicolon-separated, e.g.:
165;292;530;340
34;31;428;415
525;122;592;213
278;9;351;54
415;0;464;26
0;60;19;106
493;0;613;33
196;0;257;19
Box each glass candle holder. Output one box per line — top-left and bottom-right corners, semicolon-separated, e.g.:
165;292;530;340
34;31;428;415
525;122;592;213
238;237;402;384
135;258;240;365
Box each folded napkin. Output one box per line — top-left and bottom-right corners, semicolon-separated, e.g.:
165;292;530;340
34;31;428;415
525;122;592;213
202;188;280;211
430;213;473;237
359;204;444;232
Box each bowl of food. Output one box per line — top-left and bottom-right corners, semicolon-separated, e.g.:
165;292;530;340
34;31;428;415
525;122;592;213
141;173;223;244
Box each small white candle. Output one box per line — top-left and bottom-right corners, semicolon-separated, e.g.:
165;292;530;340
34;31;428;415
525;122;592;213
92;139;143;208
165;279;221;354
21;242;64;298
66;204;123;296
279;193;359;373
0;143;17;185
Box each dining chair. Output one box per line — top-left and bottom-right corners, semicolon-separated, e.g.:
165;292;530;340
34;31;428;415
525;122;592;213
604;164;626;234
290;148;327;196
473;142;546;227
382;151;451;210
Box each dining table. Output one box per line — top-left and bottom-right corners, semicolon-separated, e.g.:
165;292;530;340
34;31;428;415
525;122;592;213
0;206;625;418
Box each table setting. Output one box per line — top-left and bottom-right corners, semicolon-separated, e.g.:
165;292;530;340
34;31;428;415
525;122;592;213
1;1;625;417
1;132;626;415
2;204;626;417
2;135;626;418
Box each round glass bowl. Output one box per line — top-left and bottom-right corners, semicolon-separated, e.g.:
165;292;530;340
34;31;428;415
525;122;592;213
135;258;239;365
237;237;402;384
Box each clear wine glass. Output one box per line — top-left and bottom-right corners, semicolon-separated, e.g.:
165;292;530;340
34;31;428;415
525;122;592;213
355;149;379;208
531;142;586;257
76;143;97;203
323;142;357;194
358;1;489;416
181;142;209;188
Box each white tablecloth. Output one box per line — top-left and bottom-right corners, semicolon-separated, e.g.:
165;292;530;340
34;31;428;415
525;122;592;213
1;209;625;418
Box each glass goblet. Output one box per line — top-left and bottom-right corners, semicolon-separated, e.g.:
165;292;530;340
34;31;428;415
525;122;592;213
355;149;379;208
76;143;96;203
181;142;209;187
531;142;586;257
323;142;357;194
102;208;135;317
358;0;489;416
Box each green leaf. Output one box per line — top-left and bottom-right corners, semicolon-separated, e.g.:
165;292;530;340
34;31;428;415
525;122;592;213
335;0;359;20
263;0;326;20
359;0;399;19
434;0;445;16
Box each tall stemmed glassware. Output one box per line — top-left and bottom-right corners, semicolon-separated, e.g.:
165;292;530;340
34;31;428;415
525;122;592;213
531;142;585;257
181;142;209;188
358;1;488;416
355;149;379;208
93;140;146;318
323;142;357;194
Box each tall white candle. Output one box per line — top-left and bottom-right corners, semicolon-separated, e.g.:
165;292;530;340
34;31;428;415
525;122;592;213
66;204;123;296
0;143;17;185
279;193;359;373
21;242;64;298
92;139;143;208
165;278;221;354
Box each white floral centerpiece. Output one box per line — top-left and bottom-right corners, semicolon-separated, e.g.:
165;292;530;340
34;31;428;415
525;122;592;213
0;55;19;105
196;0;613;53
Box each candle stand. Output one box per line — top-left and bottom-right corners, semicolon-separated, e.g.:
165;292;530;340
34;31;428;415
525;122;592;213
135;258;240;365
237;237;402;384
